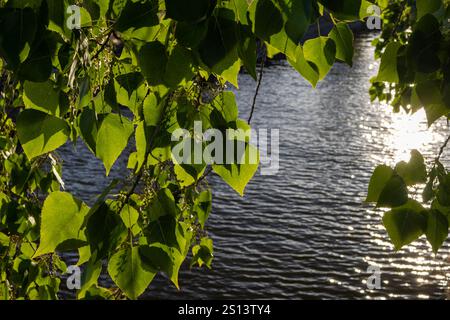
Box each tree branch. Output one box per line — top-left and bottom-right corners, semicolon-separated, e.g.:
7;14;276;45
91;30;114;61
436;133;450;164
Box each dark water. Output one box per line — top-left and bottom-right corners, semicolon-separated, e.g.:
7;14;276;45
61;35;450;299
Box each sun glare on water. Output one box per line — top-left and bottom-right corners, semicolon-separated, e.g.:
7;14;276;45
383;108;445;164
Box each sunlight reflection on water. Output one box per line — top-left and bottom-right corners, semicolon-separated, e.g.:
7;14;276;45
363;105;450;299
384;109;444;164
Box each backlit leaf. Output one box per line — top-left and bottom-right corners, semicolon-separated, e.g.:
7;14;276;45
17;109;70;160
383;201;426;250
303;37;336;80
96;114;134;175
107;246;156;299
329;23;354;66
34;192;89;257
366;165;394;203
425;209;448;253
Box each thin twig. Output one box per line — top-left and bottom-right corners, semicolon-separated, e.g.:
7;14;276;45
436;134;450;164
197;167;213;185
248;48;266;124
91;30;114;61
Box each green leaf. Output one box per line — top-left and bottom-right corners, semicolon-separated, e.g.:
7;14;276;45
90;0;110;18
249;0;315;60
115;72;145;100
81;179;121;230
139;244;184;289
423;178;435;203
424;104;449;127
231;0;250;24
142;215;193;288
417;0;444;20
303;37;336;80
194;190;212;229
416;80;444;106
191;237;214;268
77;245;91;266
329;23;354;66
174;20;208;48
47;0;91;35
146;215;191;255
213;91;239;123
46;0;66;38
0;136;7;150
431;200;450;224
23;81;62;116
17;109;70;160
116;72;144;97
425;209;448;253
173;164;196;187
217;59;241;88
165;0;215;22
198;13;238;70
94;80;116;114
319;0;372;20
96;113;134;175
34;192;89;257
148;188;178;221
85;202;127;260
0;8;37;69
138;41;168;86
288;46;320;87
115;0;159;32
79;107;98;154
80;285;114;300
437;173;450;207
416;80;448;126
383;201;426;250
80;7;93;28
133;121;147;173
77;259;102;299
394;150;427;186
120;204;139;230
0;232;9;247
377;175;409;208
78;77;92;109
114;72;147;115
164;45;195;88
376;42;401;83
237;23;257;80
249;0;283;41
407;14;442;74
143;93;164;126
112;0;127;16
212;144;259;196
366;165;394;202
107;246;156;300
18;31;54;82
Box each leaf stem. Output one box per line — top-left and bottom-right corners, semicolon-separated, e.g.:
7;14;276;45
436;133;450;164
248;45;266;124
91;30;114;61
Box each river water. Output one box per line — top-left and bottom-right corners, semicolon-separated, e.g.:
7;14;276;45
60;34;450;299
